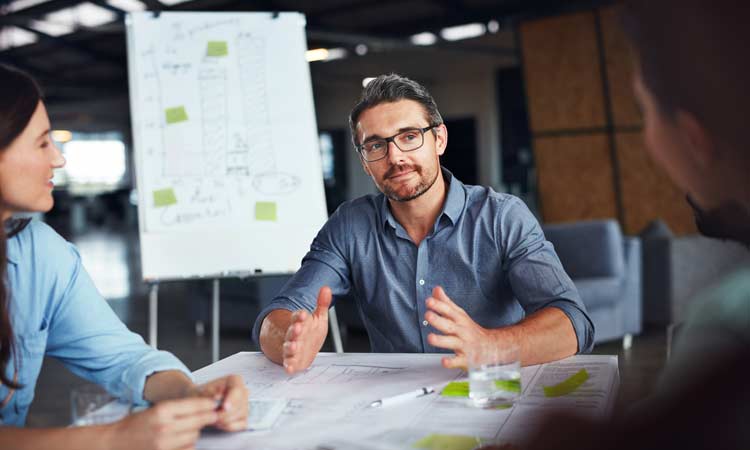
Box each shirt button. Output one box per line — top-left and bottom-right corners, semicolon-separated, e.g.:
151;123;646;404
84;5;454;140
419;279;425;286
422;320;429;326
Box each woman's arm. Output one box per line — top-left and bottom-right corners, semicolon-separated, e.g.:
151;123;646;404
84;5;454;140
0;397;218;450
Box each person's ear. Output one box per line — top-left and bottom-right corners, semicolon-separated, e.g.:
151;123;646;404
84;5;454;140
675;110;717;168
434;124;448;156
360;155;372;177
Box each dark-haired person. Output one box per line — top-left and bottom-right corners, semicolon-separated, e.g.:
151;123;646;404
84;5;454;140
0;64;248;449
256;74;594;374
482;2;750;449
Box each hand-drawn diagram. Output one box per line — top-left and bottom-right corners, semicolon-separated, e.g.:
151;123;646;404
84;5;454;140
130;13;311;232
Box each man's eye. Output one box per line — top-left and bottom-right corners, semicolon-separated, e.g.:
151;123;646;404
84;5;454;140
369;142;384;151
403;133;418;140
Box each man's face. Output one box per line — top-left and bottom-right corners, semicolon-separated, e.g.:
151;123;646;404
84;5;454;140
633;70;750;245
356;99;447;202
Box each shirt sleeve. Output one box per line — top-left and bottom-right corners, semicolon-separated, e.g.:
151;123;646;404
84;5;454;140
252;205;353;345
500;197;595;353
37;226;191;405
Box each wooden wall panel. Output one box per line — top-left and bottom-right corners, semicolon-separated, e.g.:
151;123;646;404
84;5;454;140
617;132;697;235
600;6;642;127
520;12;606;132
534;134;618;223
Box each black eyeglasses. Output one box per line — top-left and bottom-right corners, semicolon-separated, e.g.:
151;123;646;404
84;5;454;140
355;126;436;162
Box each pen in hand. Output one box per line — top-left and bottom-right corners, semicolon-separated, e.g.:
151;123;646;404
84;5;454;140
369;387;435;408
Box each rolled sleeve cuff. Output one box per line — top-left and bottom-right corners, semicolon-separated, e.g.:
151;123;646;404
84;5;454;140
251;298;311;347
120;350;193;405
547;300;595;354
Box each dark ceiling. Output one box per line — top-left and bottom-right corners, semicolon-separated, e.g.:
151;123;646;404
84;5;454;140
0;0;611;105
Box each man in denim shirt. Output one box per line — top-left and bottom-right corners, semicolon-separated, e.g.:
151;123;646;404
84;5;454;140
254;74;594;374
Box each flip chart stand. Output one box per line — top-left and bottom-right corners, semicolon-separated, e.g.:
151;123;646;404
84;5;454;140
148;279;222;363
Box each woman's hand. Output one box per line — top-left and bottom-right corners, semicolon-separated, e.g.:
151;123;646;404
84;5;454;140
188;375;249;432
108;397;217;450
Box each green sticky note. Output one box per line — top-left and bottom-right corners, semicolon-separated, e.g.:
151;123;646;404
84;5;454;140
207;41;228;57
441;381;469;397
413;434;482;450
494;378;521;393
165;106;188;124
543;368;589;397
153;188;177;207
255;201;277;221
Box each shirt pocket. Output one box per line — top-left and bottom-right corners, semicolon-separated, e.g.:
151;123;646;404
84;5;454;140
13;328;49;418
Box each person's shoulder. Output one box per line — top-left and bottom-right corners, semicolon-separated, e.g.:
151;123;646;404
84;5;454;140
328;193;383;224
463;184;529;215
8;219;78;263
687;268;750;333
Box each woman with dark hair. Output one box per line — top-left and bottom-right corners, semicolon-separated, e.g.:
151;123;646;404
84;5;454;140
0;65;248;449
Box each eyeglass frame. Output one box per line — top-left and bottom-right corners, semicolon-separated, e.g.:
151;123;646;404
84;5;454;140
355;125;438;162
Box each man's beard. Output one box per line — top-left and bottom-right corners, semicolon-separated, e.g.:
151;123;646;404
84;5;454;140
686;194;750;248
381;163;440;202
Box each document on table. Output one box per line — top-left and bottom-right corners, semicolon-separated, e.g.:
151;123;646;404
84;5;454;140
192;353;619;450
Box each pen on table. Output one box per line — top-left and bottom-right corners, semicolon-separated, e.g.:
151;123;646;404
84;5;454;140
369;387;435;408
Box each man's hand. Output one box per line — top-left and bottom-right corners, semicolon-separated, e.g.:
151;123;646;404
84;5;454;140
190;375;249;431
282;286;332;374
425;286;496;369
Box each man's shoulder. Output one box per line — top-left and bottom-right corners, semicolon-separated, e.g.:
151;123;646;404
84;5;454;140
329;193;383;221
462;184;528;215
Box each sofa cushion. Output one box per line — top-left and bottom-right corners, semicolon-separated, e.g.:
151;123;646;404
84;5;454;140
543;220;625;278
572;276;624;309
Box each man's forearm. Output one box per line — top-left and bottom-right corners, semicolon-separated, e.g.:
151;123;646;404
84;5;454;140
259;309;294;365
493;307;578;366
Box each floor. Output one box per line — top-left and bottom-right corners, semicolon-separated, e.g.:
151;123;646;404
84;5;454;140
26;224;668;427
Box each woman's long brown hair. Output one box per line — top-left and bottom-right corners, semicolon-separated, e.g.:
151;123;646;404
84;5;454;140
0;64;42;389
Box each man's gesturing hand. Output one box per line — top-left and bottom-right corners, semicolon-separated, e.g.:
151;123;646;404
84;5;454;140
282;286;332;374
424;286;494;369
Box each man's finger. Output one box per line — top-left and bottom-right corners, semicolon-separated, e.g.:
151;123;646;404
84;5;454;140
314;286;333;318
424;311;458;335
426;296;461;320
441;354;467;370
427;332;462;350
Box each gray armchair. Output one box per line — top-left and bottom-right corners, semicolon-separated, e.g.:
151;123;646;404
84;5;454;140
543;220;642;348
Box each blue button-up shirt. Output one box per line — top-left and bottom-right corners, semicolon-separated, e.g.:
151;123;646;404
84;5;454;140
253;170;594;354
0;220;191;426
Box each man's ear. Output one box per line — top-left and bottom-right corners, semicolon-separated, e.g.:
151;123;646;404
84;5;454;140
676;110;717;168
360;155;372;177
435;124;448;156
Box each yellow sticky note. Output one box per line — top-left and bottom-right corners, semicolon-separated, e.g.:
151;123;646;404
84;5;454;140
543;368;589;397
207;41;228;57
495;379;521;393
440;381;469;397
153;188;177;207
165;106;188;124
255;201;277;221
413;434;482;450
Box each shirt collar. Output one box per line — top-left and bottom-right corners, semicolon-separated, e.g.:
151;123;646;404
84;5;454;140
380;166;466;230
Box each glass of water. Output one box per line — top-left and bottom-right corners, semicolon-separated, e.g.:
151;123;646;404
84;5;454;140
467;342;521;408
71;384;131;426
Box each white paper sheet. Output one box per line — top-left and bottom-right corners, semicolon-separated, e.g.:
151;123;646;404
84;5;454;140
192;353;619;450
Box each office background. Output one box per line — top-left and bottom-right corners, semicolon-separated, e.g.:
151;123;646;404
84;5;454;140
1;0;747;427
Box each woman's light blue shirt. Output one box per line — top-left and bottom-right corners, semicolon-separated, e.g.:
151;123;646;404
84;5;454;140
0;220;191;426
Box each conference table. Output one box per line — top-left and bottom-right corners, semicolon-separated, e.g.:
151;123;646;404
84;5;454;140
194;352;619;450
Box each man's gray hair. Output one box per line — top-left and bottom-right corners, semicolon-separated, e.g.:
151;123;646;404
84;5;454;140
349;73;443;146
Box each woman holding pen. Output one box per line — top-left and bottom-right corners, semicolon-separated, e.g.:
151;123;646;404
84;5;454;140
0;64;248;449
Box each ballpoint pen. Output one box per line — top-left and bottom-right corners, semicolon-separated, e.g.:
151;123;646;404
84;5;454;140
369;387;435;408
